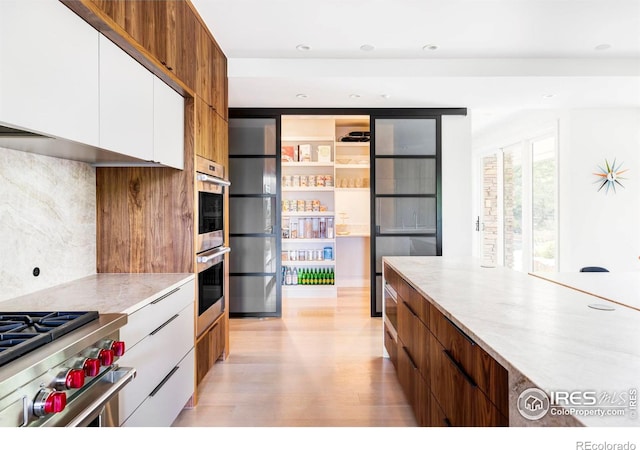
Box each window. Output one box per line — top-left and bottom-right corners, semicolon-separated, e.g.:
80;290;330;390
478;131;557;272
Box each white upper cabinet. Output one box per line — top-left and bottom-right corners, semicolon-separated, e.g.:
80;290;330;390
99;35;154;162
153;77;185;170
0;0;99;146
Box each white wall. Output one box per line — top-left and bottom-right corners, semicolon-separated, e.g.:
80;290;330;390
0;147;96;301
472;108;640;272
561;109;640;272
442;114;473;256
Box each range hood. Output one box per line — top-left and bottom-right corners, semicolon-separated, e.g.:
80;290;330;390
0;122;153;166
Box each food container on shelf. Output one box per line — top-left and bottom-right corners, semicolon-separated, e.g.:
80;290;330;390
306;249;314;261
312;200;320;212
317;145;331;163
297;200;306;212
315;249;324;261
323;247;333;260
308;175;316;187
292;175;300;187
298;250;306;261
282;200;289;212
283;175;292;187
305;200;313;212
290;219;298;238
316;175;325;187
325;175;333;187
289;249;298;261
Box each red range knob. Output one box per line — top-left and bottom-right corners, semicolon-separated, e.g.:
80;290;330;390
83;358;101;377
111;341;126;357
33;389;67;417
65;369;85;389
100;339;126;357
45;391;66;414
98;349;114;366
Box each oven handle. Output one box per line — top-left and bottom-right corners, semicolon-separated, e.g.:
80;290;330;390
197;173;231;187
197;246;231;264
64;367;136;427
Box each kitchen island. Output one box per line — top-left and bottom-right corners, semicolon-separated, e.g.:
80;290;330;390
382;256;640;427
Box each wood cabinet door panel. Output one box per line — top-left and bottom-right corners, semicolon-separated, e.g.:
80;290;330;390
398;300;429;382
429;303;508;415
176;1;197;89
429;334;506;426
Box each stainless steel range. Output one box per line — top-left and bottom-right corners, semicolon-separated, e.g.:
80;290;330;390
0;311;135;427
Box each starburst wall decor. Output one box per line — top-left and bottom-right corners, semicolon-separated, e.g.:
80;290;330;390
594;158;628;194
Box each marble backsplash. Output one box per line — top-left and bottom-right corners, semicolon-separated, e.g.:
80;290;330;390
0;147;96;301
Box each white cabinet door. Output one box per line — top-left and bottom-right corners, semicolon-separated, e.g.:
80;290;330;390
153;77;184;169
0;0;99;146
99;35;153;161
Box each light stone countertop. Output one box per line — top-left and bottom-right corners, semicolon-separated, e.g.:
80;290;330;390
530;271;640;312
0;273;195;315
383;256;640;427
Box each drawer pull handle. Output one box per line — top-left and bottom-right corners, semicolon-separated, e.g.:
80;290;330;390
403;301;418;319
151;287;180;304
384;283;397;301
444;316;476;346
443;349;477;388
403;346;418;370
385;330;395;342
149;366;180;397
150;314;179;336
443;417;452;427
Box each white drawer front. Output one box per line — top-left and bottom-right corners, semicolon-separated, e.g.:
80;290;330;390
121;279;194;348
122;348;195;427
117;303;194;423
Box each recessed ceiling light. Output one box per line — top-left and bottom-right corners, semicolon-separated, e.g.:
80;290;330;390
422;44;438;51
296;44;311;51
380;94;390;99
296;94;308;99
542;94;556;99
349;94;361;99
595;43;611;51
360;44;375;52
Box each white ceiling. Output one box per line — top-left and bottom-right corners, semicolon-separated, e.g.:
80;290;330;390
191;0;640;132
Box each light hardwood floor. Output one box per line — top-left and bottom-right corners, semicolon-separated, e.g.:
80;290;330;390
173;287;417;427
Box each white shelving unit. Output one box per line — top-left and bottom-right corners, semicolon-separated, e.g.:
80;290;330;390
281;115;371;296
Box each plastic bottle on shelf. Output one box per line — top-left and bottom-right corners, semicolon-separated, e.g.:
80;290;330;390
293;267;298;285
285;267;292;285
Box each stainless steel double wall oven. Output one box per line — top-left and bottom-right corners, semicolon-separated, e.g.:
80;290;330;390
195;156;230;337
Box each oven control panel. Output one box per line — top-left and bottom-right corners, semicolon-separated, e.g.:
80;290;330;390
0;334;127;427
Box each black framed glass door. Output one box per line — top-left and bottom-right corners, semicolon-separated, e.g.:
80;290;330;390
228;117;281;317
370;116;442;316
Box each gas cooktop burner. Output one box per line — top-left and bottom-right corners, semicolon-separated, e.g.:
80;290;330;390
0;311;99;367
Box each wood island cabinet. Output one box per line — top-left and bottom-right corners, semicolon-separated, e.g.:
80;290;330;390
383;263;509;427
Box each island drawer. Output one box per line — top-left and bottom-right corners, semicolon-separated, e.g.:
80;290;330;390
383;322;398;368
398;343;430;426
398;298;430;381
429;334;507;426
384;263;428;326
428;304;508;416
